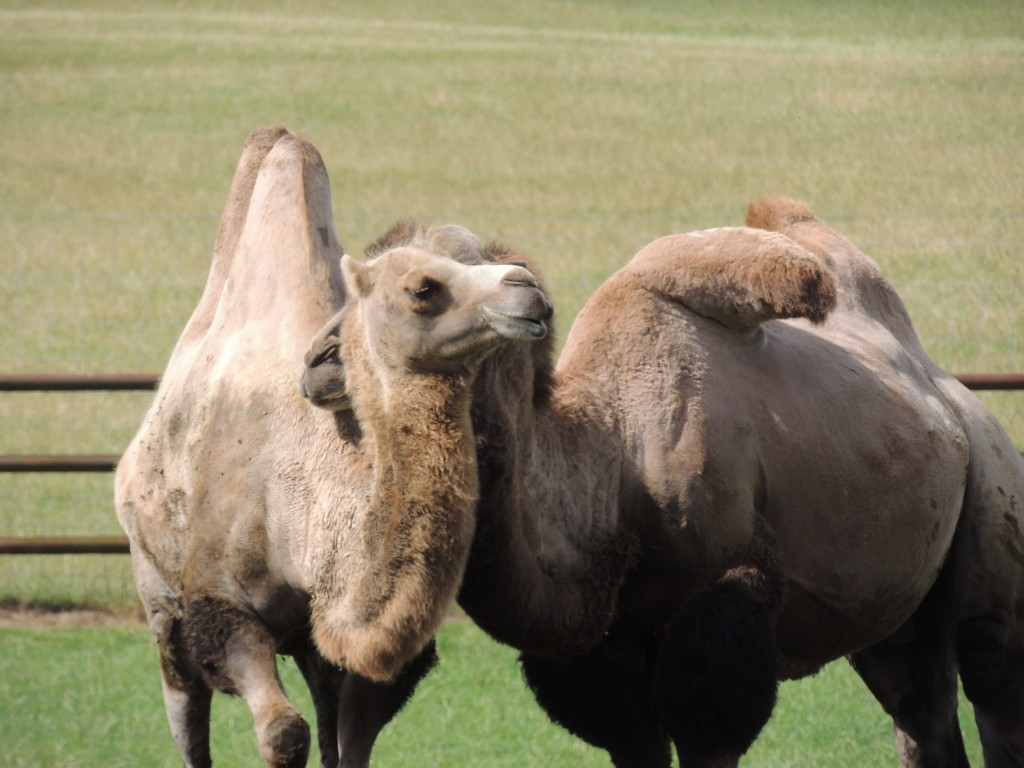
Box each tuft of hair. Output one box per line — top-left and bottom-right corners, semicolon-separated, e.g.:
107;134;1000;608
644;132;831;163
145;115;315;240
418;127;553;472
655;580;778;762
365;219;423;259
745;197;816;233
520;651;672;763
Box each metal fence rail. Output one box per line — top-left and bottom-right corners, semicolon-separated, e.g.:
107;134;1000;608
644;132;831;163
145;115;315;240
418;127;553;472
0;373;160;391
1;371;1021;556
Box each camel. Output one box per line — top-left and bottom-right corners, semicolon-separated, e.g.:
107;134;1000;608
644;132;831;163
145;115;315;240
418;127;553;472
114;126;552;768
305;200;1024;767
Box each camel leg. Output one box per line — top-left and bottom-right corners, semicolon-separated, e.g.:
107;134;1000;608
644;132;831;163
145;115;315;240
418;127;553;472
655;575;778;768
334;640;438;768
850;623;968;765
944;422;1024;767
957;615;1024;767
848;566;969;768
293;647;345;768
183;594;310;768
129;552;215;768
520;621;672;768
147;606;214;768
160;674;214;768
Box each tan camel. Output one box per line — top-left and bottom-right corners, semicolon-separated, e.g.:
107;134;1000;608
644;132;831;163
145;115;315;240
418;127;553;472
114;127;551;768
306;200;1024;767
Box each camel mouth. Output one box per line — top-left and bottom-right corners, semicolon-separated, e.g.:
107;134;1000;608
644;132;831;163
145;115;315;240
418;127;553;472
307;391;353;411
483;307;549;340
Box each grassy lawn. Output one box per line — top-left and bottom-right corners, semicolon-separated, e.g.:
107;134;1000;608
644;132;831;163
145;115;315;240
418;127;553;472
2;0;1021;606
0;1;1020;764
0;617;983;767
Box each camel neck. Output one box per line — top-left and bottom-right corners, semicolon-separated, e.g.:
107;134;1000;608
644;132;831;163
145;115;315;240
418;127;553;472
459;372;635;657
357;372;478;618
312;368;478;682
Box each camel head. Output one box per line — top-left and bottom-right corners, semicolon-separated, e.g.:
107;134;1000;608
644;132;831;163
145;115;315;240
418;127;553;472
309;227;552;682
301;226;556;412
340;236;552;377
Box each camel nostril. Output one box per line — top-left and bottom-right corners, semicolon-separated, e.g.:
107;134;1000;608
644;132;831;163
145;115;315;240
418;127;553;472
503;266;539;288
504;277;538;289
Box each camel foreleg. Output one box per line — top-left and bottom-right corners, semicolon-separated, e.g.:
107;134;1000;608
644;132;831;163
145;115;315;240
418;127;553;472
293;647;345;768
149;606;214;768
130;552;215;768
333;640;437;768
183;594;310;768
519;623;672;768
655;572;779;768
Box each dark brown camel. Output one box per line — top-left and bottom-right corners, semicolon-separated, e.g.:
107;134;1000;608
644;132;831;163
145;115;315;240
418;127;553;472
306;200;1024;767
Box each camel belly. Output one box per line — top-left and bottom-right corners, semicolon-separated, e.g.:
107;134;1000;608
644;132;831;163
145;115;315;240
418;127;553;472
767;448;967;664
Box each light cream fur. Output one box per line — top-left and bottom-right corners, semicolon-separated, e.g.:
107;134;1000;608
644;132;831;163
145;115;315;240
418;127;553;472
114;127;551;768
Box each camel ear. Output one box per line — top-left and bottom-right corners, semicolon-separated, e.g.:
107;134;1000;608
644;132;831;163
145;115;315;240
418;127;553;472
341;253;374;298
427;224;483;263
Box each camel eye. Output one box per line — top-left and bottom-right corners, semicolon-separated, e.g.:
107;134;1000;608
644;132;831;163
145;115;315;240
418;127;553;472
407;279;440;301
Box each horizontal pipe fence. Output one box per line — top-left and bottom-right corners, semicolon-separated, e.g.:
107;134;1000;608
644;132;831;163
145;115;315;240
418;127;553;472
1;371;1022;556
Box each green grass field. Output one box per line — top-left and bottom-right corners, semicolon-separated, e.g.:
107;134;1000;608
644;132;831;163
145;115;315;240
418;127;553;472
1;1;1021;765
0;617;984;767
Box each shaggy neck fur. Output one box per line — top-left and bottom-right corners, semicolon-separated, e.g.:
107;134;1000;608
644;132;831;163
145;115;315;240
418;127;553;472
311;309;477;682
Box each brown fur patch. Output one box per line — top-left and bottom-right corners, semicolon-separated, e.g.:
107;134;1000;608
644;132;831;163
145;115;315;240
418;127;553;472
744;197;816;231
365;219;421;259
627;227;837;328
183;594;264;694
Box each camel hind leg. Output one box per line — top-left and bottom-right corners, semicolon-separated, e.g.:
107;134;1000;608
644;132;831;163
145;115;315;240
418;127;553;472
957;615;1024;767
944;410;1024;766
848;572;969;768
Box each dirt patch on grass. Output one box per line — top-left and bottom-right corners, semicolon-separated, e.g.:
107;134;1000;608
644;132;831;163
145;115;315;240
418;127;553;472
0;604;146;628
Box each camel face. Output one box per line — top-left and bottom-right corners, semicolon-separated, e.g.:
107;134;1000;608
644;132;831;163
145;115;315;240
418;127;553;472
342;248;551;374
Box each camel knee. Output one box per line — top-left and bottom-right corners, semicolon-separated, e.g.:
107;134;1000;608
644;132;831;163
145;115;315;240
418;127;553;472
148;605;197;689
183;593;273;692
256;705;310;768
655;580;778;764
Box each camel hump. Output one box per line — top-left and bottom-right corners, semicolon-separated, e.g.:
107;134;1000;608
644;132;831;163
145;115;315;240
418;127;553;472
629;227;837;329
744;197;926;345
745;197;817;232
